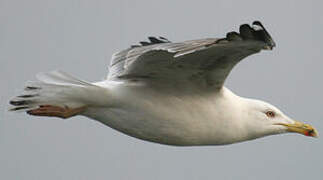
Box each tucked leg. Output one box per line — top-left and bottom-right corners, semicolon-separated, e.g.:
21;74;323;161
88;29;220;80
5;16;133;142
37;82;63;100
27;105;86;119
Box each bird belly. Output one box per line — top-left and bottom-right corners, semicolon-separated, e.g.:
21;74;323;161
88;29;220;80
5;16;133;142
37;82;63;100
83;94;241;146
84;106;203;146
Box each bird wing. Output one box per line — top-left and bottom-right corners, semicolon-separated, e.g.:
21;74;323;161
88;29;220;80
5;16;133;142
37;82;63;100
107;21;275;91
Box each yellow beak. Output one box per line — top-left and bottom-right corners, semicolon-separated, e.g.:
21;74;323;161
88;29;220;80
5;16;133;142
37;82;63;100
276;121;318;137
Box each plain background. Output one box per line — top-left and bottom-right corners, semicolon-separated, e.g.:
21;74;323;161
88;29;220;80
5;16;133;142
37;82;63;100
1;0;322;180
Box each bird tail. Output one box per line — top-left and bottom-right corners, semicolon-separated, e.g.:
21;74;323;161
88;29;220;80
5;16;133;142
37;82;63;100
9;71;109;115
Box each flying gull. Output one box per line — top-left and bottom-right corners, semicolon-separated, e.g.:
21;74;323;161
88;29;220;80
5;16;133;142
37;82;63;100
9;21;318;146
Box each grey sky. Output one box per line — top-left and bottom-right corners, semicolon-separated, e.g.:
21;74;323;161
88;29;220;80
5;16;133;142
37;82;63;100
0;0;322;179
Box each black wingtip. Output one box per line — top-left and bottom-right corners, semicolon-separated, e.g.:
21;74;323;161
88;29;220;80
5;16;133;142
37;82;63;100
148;37;164;44
251;21;276;49
9;100;33;106
132;37;171;48
224;21;276;50
17;94;38;98
226;32;242;41
24;86;41;91
9;106;30;111
140;41;150;46
252;21;262;26
239;24;255;40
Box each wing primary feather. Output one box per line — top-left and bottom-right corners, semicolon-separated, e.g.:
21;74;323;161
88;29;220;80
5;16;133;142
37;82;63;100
252;21;276;49
148;37;164;43
140;41;150;46
239;24;255;40
159;36;171;42
134;37;172;47
226;32;243;41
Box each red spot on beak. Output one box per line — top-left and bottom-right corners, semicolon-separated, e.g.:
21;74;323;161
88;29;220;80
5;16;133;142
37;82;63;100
304;131;310;136
304;129;315;137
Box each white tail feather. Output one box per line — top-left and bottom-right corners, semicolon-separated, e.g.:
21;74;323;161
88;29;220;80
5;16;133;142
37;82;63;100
9;71;109;112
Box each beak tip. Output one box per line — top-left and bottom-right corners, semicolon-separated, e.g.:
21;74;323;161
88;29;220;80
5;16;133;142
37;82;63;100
278;121;319;138
311;129;319;138
305;127;318;138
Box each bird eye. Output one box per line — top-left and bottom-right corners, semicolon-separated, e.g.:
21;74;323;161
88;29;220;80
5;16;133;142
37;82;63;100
265;111;275;118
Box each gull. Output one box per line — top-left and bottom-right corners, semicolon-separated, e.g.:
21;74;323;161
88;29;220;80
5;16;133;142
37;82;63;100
9;21;318;146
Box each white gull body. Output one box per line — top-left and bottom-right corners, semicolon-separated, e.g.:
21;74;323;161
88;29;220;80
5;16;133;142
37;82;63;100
86;82;284;145
10;21;318;146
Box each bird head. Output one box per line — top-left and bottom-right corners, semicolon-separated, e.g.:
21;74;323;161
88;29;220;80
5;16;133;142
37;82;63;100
243;99;318;139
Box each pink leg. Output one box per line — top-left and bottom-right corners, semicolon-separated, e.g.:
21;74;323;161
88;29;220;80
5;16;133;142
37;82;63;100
27;105;86;119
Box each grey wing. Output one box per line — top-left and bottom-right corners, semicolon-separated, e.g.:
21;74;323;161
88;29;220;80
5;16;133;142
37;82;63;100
107;21;275;90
